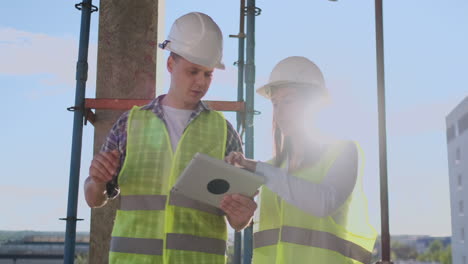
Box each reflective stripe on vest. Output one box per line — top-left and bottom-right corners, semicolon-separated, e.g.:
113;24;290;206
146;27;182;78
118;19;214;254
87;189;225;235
169;193;225;216
111;236;163;256
120;195;167;211
166;233;226;255
110;233;226;256
254;226;372;264
118;194;224;216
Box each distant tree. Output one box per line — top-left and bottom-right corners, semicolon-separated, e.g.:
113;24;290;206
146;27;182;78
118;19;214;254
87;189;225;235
429;240;444;253
373;236;452;263
417;240;451;264
75;253;89;264
439;245;452;264
391;241;419;260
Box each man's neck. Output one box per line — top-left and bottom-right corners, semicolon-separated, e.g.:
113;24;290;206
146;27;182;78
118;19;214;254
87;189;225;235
162;93;198;110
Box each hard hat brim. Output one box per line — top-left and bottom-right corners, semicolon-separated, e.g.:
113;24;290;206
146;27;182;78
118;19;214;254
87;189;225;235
256;80;327;99
160;41;225;70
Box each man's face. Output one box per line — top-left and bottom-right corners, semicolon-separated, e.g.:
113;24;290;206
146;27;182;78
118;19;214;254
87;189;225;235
167;55;214;106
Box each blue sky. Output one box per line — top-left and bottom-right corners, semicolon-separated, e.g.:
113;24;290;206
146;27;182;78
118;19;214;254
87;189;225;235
1;0;467;236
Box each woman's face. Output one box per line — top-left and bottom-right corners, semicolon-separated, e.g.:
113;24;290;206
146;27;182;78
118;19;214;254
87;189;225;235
271;87;310;137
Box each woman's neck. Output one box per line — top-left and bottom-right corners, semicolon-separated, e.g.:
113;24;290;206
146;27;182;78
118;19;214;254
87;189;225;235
289;137;322;170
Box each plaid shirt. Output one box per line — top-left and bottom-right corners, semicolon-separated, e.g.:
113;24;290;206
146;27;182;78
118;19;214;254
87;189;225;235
101;94;243;198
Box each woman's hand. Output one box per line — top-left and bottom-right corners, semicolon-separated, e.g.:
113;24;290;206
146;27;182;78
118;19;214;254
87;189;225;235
225;152;257;172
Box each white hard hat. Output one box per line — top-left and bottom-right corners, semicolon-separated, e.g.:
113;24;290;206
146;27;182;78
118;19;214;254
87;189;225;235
257;56;327;99
159;12;225;70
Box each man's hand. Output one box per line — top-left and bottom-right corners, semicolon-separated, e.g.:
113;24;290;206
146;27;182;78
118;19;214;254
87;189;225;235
89;150;120;184
84;150;120;208
221;193;257;232
225;152;257;173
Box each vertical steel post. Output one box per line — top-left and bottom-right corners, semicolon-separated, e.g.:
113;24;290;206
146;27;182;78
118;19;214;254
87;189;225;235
63;1;94;263
234;1;246;263
374;0;392;263
243;0;256;263
236;0;246;132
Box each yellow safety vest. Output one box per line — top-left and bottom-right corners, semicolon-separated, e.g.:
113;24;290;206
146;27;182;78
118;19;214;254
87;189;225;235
253;141;377;264
109;106;228;264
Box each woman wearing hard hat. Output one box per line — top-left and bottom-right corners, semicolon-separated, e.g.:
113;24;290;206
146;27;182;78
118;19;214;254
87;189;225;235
225;56;377;264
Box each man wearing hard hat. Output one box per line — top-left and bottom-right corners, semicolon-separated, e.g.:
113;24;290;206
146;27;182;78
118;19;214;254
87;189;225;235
84;12;257;264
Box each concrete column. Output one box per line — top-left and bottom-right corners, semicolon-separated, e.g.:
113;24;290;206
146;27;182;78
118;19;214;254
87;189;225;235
89;0;159;263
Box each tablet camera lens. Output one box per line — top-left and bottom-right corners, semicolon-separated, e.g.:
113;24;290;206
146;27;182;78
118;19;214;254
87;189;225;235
207;179;230;194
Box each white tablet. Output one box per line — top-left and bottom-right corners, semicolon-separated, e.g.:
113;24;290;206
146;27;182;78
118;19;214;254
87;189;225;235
171;153;264;208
